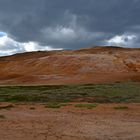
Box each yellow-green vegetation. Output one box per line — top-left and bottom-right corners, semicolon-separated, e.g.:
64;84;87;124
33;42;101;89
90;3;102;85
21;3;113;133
114;105;129;110
45;103;69;108
0;82;140;103
75;103;98;109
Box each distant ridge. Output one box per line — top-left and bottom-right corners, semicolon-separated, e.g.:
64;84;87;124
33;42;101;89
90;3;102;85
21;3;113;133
0;46;140;85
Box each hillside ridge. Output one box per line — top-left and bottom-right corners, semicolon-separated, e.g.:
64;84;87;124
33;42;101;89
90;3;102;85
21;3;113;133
0;46;140;85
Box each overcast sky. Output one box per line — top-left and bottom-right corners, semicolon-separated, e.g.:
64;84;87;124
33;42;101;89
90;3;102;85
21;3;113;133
0;0;140;56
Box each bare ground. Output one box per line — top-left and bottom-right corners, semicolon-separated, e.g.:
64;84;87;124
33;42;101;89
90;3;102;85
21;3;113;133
0;103;140;140
0;47;140;85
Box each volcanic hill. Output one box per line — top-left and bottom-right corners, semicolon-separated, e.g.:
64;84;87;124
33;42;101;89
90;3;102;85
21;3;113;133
0;46;140;85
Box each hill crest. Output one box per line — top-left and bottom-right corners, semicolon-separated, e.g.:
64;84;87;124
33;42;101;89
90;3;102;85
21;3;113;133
0;46;140;85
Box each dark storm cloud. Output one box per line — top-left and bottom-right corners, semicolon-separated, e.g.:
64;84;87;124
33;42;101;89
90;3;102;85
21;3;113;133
0;0;140;54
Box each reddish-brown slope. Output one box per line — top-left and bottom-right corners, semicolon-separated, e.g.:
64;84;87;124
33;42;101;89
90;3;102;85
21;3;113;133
0;46;140;85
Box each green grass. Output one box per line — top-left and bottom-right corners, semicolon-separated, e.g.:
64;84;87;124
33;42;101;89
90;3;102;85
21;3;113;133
45;103;69;108
114;106;129;110
75;103;98;109
0;82;140;103
0;115;6;119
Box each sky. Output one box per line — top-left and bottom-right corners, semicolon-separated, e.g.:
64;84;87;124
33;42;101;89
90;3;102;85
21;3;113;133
0;0;140;56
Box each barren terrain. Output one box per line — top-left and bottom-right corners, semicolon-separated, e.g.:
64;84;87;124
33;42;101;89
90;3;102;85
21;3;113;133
0;46;140;85
0;46;140;140
0;83;140;140
0;103;140;140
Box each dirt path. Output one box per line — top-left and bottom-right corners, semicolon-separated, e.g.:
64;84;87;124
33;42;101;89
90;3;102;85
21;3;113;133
0;103;140;140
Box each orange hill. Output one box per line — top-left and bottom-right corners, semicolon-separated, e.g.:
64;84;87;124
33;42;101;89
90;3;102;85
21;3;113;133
0;46;140;85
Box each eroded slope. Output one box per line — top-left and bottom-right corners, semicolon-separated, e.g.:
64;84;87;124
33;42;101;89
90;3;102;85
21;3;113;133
0;46;140;85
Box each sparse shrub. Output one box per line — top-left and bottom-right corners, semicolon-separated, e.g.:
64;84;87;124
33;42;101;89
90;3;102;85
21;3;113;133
114;105;129;110
30;107;35;110
45;103;69;109
0;104;14;110
75;103;98;109
0;115;6;119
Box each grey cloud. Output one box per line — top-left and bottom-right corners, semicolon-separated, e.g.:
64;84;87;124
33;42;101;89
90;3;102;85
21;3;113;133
0;0;140;54
0;34;62;56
